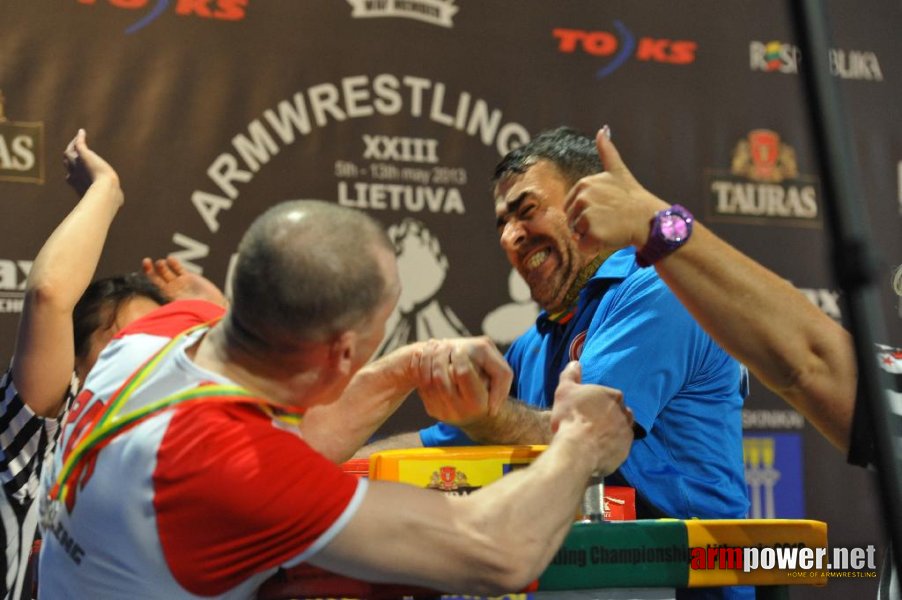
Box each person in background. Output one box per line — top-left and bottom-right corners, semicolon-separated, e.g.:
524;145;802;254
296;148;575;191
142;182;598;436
1;130;222;600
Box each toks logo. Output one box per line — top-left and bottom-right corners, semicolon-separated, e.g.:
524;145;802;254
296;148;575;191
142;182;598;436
0;91;44;185
705;129;822;227
554;21;697;79
77;0;248;34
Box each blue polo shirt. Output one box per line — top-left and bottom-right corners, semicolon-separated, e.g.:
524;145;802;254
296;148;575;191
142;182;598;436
420;248;749;520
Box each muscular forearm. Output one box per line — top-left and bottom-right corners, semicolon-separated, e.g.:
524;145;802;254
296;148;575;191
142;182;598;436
656;223;856;450
300;343;423;462
317;424;598;594
457;425;596;590
460;397;552;445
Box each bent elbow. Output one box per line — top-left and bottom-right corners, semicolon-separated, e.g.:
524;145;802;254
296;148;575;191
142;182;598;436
24;279;72;313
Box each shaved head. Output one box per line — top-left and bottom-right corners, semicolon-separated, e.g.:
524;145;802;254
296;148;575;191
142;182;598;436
228;200;395;352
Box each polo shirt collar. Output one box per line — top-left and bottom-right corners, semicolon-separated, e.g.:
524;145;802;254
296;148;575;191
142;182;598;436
535;247;638;330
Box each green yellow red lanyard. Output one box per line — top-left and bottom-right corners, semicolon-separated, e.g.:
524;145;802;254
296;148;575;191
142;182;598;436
48;322;303;506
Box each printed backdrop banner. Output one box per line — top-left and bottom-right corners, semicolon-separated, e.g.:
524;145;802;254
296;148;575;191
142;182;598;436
1;2;899;598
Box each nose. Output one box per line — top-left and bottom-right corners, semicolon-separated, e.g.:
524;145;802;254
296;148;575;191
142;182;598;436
500;219;526;250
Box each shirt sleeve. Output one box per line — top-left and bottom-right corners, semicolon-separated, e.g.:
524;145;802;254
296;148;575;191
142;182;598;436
0;367;68;505
578;270;713;435
152;403;362;596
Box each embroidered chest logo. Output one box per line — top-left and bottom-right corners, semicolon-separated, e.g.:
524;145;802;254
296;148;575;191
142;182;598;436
569;330;588;361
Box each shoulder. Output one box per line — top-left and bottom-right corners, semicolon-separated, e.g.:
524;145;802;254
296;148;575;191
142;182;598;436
115;300;225;340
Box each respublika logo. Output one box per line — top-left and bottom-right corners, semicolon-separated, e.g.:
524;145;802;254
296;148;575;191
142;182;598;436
750;40;883;82
553;22;697;79
77;0;249;35
347;0;458;28
705;129;822;227
0;91;44;185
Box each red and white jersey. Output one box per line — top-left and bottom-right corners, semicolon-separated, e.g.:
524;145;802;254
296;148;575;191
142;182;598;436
38;301;365;599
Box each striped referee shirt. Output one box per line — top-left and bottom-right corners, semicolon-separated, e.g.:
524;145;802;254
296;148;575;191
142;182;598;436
847;344;902;600
0;368;69;600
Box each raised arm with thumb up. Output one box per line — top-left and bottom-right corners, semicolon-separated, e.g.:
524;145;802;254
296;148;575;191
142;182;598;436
563;126;671;257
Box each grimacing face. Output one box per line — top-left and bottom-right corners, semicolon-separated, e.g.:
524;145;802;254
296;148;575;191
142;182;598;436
494;160;587;312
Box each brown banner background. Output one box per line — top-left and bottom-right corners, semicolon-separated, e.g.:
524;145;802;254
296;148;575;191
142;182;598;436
1;2;899;597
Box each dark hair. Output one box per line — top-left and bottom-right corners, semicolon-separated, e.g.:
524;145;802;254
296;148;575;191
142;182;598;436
491;126;603;191
228;200;394;352
72;273;168;361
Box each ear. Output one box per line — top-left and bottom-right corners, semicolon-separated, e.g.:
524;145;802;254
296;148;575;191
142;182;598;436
327;330;357;377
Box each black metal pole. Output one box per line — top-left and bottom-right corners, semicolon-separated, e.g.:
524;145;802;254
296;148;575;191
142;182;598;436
788;0;902;579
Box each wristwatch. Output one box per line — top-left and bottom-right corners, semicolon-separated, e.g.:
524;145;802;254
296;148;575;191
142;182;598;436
635;204;694;268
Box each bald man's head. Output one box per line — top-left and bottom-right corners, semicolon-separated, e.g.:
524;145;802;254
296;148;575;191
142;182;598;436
228;201;396;353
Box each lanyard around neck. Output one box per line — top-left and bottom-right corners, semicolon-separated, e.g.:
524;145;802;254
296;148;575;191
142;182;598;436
50;323;263;505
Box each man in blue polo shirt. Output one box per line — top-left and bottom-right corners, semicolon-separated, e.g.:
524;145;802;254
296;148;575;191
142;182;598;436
417;126;748;521
365;127;750;598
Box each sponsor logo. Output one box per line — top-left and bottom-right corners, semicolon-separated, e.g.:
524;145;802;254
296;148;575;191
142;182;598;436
744;434;804;519
553;22;697;79
569;331;587;361
0;91;44;185
742;409;805;430
347;0;458;28
749;40;883;82
706;129;822;227
76;0;249;34
0;258;32;314
427;466;479;495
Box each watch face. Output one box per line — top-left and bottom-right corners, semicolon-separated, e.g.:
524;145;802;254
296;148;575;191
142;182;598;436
660;213;689;242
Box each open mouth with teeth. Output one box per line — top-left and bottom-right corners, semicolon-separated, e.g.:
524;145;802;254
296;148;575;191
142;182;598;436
525;248;551;270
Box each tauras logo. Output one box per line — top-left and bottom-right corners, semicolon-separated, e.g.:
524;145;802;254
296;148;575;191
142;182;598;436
168;74;529;274
347;0;458;28
749;40;883;82
706;129;822;227
0;90;44;184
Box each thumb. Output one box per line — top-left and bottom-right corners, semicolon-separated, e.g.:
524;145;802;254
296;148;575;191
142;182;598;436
595;126;631;180
559;360;582;386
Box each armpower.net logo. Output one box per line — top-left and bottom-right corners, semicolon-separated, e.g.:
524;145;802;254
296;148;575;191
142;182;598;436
690;544;878;580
